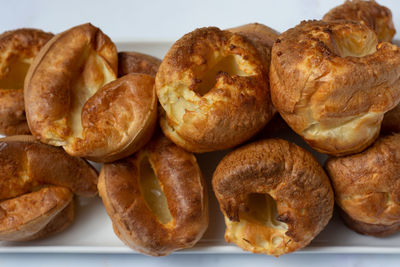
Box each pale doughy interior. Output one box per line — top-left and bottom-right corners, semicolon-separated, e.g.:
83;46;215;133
138;156;172;225
334;30;377;58
68;49;116;141
225;193;288;255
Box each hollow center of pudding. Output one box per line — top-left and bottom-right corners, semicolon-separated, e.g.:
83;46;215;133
68;49;116;140
195;55;250;96
157;49;258;128
225;193;288;255
0;56;31;89
333;30;377;58
138;156;172;225
243;193;287;229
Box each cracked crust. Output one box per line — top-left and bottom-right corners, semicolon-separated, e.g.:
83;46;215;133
212;138;334;256
270;20;400;156
0;28;53;135
325;133;400;236
156;27;274;153
98;134;208;256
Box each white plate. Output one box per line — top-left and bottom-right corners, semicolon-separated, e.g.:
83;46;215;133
1;42;400;255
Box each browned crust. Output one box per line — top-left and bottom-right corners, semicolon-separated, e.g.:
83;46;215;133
228;23;279;50
0;186;73;241
24;23;117;145
0;28;53;135
0;135;98;197
323;0;396;42
0;89;29;135
118;51;161;77
98;134;208;256
64;73;157;162
26;198;75;241
212;138;334;255
339;206;400;237
156;27;274;153
270;20;400;156
228;23;279;74
325;134;400;236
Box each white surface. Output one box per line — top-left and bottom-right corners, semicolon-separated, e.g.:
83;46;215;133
2;0;400;266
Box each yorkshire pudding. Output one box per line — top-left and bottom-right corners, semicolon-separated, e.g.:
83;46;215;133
323;0;395;42
155;27;274;153
326;134;400;236
98;134;208;256
212;139;333;256
270;20;400;156
0;135;98;241
25;24;157;162
0;28;53;135
118;51;161;77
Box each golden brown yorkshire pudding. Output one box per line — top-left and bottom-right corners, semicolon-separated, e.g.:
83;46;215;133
270;20;400;156
326;134;400;237
118;51;161;77
0;28;53;135
323;1;400;135
212;139;333;256
0;135;98;241
323;0;395;42
155;27;274;153
25;24;157;162
98;134;208;256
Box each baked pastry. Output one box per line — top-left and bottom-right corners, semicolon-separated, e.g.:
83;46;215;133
25;24;157;162
63;73;157;162
323;1;399;134
228;23;279;73
155;27;274;153
212;138;333;256
270;20;400;156
118;51;161;77
0;28;53;135
228;23;279;51
323;0;395;42
0;135;98;241
325;134;400;236
98;134;208;256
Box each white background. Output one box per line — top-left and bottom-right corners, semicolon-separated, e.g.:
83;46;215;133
1;0;400;266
